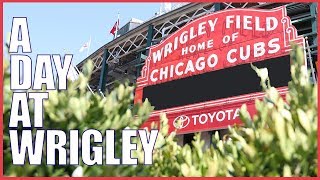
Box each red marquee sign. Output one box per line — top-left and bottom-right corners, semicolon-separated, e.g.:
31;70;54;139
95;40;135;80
135;7;305;134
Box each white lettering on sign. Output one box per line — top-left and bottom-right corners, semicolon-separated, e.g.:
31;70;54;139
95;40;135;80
152;19;218;63
193;108;240;125
173;108;240;130
225;15;278;31
152;15;279;64
149;37;280;83
226;38;280;63
150;53;219;83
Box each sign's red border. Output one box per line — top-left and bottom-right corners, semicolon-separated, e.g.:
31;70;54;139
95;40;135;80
135;6;305;134
1;0;319;179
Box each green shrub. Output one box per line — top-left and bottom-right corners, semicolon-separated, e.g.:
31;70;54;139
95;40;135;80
212;44;318;176
3;44;317;176
3;59;153;176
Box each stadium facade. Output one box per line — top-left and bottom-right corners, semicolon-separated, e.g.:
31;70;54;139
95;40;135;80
77;3;318;147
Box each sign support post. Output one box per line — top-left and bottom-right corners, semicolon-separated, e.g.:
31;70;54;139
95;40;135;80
146;25;154;55
310;3;317;48
98;49;109;94
136;25;154;78
215;3;222;11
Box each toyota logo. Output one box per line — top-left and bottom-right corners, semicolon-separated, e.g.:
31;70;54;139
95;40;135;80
173;115;190;129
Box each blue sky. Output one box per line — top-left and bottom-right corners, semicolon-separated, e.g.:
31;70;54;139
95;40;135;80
3;3;161;66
